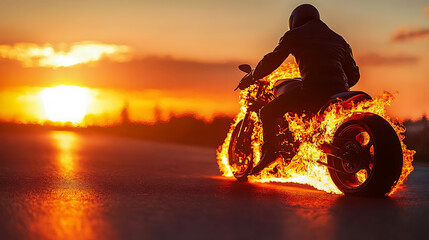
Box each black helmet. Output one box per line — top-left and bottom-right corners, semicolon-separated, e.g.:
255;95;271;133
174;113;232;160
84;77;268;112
289;4;320;30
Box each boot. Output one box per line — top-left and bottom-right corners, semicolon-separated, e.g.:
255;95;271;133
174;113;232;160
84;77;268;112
251;144;279;175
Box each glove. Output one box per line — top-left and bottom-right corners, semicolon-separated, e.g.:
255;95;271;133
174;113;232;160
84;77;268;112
238;73;255;90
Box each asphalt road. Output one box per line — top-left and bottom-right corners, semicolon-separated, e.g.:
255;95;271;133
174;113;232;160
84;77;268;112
0;130;428;240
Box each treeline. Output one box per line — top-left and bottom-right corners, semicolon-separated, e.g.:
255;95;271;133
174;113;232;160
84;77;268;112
96;115;234;147
403;117;429;163
0;115;234;148
1;115;428;162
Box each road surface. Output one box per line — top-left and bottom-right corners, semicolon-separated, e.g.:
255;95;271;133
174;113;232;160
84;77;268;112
0;130;428;240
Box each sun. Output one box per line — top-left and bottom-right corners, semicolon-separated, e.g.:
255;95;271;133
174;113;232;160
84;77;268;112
40;85;91;123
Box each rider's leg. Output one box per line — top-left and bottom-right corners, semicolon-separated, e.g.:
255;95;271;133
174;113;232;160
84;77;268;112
251;89;302;174
259;101;277;149
250;102;282;174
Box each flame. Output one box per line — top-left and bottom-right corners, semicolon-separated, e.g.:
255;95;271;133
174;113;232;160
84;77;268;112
217;62;414;195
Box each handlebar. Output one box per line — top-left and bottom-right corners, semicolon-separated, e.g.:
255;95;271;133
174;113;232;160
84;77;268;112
234;84;240;91
235;70;257;91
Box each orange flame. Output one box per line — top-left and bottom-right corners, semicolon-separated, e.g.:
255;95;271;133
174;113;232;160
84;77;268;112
217;62;414;195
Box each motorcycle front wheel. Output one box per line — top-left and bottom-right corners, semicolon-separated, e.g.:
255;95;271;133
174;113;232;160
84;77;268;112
327;113;403;197
228;119;256;181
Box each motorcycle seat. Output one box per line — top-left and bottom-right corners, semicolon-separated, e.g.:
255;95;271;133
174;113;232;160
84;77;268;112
318;91;372;114
330;91;372;102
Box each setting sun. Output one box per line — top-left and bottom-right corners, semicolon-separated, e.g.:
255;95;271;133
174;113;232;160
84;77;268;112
40;85;91;123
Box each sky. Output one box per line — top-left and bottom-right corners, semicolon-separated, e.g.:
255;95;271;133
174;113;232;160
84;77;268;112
0;0;428;124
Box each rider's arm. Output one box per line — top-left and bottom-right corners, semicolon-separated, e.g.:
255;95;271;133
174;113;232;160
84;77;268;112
343;44;360;88
253;32;293;80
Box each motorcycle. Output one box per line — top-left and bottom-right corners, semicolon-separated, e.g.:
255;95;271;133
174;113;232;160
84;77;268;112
227;64;403;196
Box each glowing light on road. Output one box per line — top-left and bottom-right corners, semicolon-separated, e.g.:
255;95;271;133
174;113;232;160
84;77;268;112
25;131;113;239
52;131;77;178
40;85;91;123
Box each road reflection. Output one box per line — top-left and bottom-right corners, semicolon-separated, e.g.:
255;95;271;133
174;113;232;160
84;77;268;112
52;131;76;179
23;131;113;240
212;177;339;239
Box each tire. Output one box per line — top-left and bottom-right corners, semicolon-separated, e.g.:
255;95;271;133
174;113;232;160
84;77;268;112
228;120;255;181
327;113;403;197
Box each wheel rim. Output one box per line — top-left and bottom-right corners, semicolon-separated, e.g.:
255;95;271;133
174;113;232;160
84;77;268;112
229;124;254;178
332;124;375;190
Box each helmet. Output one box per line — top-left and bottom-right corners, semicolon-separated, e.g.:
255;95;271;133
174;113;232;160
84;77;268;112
289;4;320;30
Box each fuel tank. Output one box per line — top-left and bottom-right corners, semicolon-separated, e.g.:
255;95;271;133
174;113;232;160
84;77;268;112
273;78;302;97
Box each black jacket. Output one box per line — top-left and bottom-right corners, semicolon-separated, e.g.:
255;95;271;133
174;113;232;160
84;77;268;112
253;19;360;98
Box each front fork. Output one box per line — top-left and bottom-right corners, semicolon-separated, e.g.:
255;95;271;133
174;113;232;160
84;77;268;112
236;113;251;144
235;112;255;156
235;101;265;155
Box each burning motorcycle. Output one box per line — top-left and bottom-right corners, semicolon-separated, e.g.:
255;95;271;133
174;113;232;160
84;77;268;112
219;63;413;197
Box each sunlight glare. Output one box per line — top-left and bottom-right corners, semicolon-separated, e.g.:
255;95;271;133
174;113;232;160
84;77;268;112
40;85;91;123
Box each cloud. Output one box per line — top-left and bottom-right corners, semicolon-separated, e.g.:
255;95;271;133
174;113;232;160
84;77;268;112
0;55;244;93
0;42;132;67
391;27;429;42
425;6;429;17
85;56;243;92
357;52;419;66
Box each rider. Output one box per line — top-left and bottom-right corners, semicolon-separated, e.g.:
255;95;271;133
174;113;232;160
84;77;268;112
248;4;360;174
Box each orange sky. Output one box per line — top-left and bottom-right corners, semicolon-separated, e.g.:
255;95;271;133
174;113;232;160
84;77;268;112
0;0;428;124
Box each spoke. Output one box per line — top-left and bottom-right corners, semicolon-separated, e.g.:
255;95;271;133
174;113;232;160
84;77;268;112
355;132;364;145
364;165;371;174
355;131;370;146
362;141;374;155
358;143;373;172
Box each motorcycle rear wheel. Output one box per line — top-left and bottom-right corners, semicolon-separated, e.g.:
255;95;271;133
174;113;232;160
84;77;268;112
328;113;403;197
